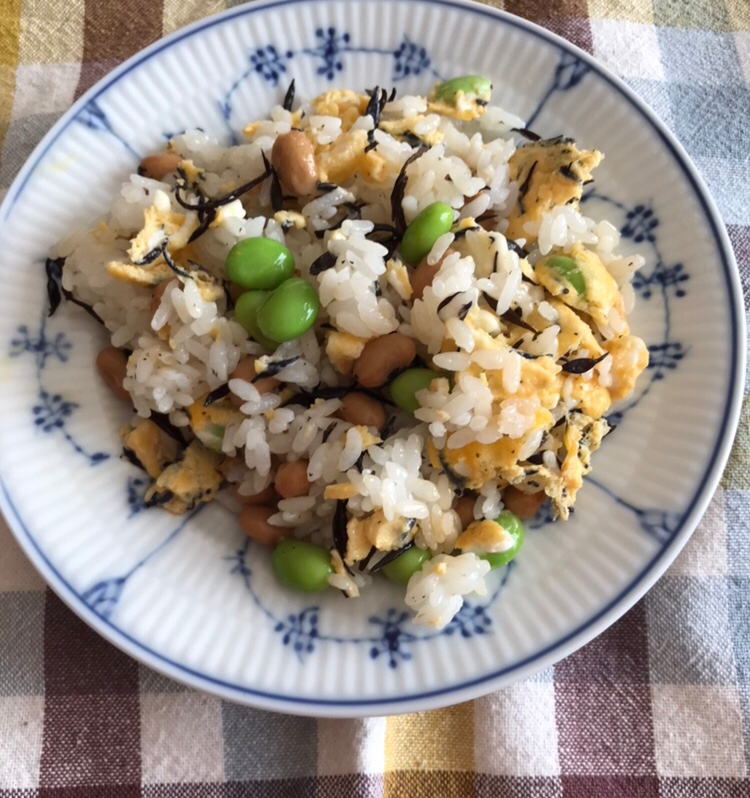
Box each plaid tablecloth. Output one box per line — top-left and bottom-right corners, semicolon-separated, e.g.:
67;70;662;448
1;0;749;795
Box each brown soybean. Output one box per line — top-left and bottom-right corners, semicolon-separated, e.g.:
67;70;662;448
275;460;310;498
232;483;277;506
229;357;279;407
138;151;181;181
96;347;130;402
239;505;286;546
353;333;416;388
338;392;386;430
271;131;319;196
410;248;455;301
454;495;476;530
503;486;545;519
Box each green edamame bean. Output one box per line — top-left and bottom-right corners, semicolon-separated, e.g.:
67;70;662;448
434;75;492;105
480;510;524;569
272;539;333;592
390;368;442;413
226;237;295;290
382;546;430;584
234;290;277;350
545;255;586;296
400;201;454;265
256;277;320;343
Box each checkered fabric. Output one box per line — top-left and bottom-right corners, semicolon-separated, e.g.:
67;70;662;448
0;0;748;795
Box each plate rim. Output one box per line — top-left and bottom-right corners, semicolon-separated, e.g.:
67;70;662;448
0;0;745;716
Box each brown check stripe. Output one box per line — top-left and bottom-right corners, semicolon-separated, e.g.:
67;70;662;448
1;0;750;795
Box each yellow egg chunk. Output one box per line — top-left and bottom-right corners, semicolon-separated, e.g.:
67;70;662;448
534;243;623;328
325;330;368;375
324;483;359;500
550;299;605;359
557;413;610;518
344;509;416;565
129;204;198;262
439;437;523;489
312;89;369;132
178;158;203;183
106;259;174;286
379;116;444;146
456;518;513;554
427;92;487;121
315;129;389;184
144;441;223;515
505;138;602;242
604;334;650;401
121;419;178;478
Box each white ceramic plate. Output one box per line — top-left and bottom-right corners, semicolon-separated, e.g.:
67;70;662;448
0;0;744;716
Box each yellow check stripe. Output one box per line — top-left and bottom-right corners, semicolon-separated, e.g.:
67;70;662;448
0;0;21;156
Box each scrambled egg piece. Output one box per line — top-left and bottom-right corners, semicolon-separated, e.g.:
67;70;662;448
312;89;369;132
145;440;223;515
345;510;416;565
106;259;174;286
379;116;444;147
315;129;389;184
274;210;307;229
557;413;610;517
549;299;604;359
385;258;412;300
330;549;359;597
605;334;650;400
179;158;204;184
535;244;623;328
505;137;602;241
106;200;210;290
129;204;198;262
456;518;513;554
121;419;178;478
326;330;368;375
324;483;359;500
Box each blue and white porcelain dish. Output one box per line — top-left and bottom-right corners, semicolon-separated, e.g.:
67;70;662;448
0;0;744;717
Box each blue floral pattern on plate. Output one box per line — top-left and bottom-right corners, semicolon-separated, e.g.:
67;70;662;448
218;28;442;142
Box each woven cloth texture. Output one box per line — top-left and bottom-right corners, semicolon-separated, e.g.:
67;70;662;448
0;0;749;795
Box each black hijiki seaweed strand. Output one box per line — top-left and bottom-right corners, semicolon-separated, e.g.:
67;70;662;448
357;545;378;572
161;246;192;280
436;292;461;315
283;79;296;112
203;384;231;406
309;251;337;275
122;447;147;471
270;167;284;212
558;164;581;183
500;306;537;334
332;499;349;561
391;145;428;233
560;352;609;374
364;85;389;152
174;158;272;213
252;356;299;381
511;126;542;141
45;257;105;325
437;450;468;492
507;239;530;259
516;160;537;216
149;412;189;444
367;538;415;573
